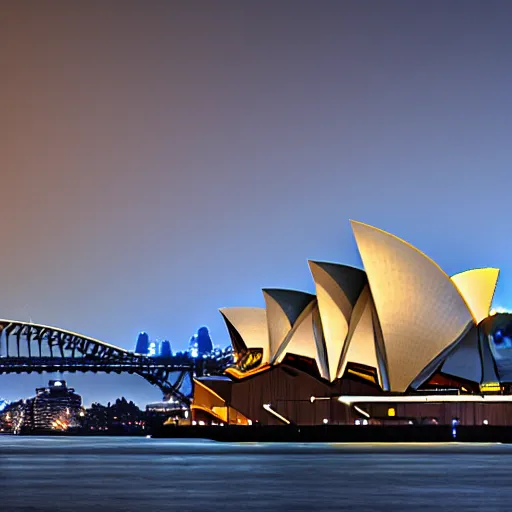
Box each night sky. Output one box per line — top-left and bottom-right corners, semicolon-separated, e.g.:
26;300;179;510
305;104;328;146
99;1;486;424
2;1;512;405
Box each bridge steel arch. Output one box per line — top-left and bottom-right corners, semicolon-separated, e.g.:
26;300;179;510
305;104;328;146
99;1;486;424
0;320;194;404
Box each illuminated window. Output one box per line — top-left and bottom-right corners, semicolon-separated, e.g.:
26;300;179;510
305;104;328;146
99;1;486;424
480;382;501;392
387;407;396;417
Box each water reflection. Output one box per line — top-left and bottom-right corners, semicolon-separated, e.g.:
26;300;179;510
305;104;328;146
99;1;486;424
1;437;512;511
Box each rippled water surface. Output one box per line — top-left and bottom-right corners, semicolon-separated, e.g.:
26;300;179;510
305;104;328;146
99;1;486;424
1;437;512;511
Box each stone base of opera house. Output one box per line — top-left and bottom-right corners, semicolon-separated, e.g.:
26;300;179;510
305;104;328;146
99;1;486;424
151;424;512;443
188;364;512;428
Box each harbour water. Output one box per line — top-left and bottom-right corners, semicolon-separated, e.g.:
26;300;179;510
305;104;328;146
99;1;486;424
0;437;511;511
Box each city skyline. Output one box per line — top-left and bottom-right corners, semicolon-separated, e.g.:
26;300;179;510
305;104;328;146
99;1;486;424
3;1;512;404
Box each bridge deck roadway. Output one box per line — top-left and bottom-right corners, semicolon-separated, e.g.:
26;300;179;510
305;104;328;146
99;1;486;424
0;357;193;371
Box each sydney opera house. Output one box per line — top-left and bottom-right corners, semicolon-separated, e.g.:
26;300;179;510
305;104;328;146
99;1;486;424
192;221;512;427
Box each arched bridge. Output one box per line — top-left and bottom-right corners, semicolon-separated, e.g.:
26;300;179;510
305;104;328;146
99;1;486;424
0;320;194;404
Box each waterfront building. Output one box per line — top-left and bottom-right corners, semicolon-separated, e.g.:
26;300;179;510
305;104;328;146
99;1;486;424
191;220;512;427
30;380;83;431
146;400;189;428
82;397;145;433
0;400;25;434
0;382;83;433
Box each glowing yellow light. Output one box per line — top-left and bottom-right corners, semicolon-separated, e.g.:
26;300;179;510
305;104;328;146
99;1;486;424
262;404;291;425
354;405;370;418
387;407;396;417
224;364;271;380
480;382;501;392
347;368;377;384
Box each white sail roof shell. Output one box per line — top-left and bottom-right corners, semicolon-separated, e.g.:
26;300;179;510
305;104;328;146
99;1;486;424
351;220;474;392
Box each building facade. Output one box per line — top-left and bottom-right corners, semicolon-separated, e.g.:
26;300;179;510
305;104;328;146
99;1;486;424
191;220;512;427
29;380;83;431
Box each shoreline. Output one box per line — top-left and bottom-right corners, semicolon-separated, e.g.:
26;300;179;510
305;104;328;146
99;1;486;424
152;424;512;443
7;424;512;444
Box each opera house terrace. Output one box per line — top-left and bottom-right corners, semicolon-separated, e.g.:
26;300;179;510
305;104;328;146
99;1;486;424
188;220;512;429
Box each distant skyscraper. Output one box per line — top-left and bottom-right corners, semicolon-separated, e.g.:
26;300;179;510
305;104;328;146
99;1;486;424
197;326;213;355
160;340;172;358
135;332;149;354
188;327;214;357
